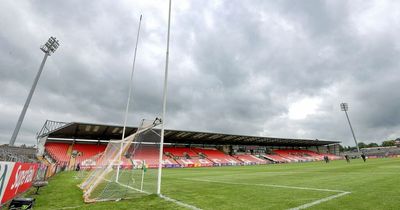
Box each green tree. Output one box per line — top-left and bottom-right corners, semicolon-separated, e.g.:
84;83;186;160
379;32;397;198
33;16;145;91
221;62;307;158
381;140;395;147
339;144;345;152
344;146;356;151
358;142;367;148
367;143;379;148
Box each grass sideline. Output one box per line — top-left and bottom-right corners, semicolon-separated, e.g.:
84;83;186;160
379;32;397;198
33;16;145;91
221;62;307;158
26;158;400;210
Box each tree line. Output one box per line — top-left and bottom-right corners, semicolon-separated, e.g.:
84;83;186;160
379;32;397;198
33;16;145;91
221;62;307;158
340;139;399;152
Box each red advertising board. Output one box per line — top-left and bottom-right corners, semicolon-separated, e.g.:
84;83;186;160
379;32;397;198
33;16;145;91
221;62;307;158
0;162;38;204
0;162;15;205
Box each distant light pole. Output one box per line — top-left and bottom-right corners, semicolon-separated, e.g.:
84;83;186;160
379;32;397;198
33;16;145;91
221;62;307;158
340;103;360;153
9;37;60;146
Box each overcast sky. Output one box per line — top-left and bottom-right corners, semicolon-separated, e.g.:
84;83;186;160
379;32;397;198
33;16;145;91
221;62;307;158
1;0;400;146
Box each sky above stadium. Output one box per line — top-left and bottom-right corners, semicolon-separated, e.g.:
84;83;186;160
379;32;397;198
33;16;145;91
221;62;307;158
1;0;400;146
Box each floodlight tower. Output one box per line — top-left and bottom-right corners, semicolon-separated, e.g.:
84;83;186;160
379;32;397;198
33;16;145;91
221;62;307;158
340;103;360;153
9;37;60;146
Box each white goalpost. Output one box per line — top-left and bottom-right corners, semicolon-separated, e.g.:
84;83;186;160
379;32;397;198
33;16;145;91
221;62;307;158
78;14;162;199
79;0;173;202
79;118;162;202
157;0;172;195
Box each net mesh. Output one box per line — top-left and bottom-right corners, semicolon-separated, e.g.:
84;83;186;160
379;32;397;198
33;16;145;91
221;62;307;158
75;153;102;180
79;118;162;202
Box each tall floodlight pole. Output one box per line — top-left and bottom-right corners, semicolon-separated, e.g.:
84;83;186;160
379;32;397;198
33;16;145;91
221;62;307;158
157;0;172;195
9;37;60;146
116;15;143;182
340;103;360;153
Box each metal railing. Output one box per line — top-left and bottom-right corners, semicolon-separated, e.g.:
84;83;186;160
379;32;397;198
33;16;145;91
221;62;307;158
36;120;68;139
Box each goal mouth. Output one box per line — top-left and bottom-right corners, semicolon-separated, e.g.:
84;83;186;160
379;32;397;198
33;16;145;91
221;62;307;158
79;118;162;203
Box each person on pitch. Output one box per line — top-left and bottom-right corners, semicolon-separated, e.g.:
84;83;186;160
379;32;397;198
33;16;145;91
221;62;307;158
361;153;366;162
344;154;350;163
324;155;329;163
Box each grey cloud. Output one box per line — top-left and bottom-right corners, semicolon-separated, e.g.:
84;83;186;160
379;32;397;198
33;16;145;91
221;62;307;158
1;0;399;146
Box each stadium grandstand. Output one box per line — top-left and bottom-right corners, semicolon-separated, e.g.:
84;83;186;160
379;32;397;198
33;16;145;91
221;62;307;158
36;120;342;170
360;146;400;158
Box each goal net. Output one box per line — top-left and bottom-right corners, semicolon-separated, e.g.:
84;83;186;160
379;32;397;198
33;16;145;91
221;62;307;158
79;118;162;203
74;152;103;180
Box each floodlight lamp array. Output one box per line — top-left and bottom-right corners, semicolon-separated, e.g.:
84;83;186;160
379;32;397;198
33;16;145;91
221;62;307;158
340;103;348;111
40;36;60;55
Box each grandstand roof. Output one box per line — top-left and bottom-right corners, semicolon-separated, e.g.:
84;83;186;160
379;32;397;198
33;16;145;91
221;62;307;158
39;121;340;147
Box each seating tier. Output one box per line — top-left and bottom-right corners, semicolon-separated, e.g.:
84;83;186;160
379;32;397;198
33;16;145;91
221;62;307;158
234;154;268;164
192;148;241;165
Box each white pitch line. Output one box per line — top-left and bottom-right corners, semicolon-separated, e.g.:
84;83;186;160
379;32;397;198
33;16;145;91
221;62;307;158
103;178;151;194
288;191;351;210
104;178;201;210
56;206;82;210
184;178;346;192
160;194;203;210
183;178;351;209
258;183;345;193
115;180;151;195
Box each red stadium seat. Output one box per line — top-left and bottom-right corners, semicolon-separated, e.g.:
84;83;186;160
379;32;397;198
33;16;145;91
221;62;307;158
45;142;71;165
233;154;268;165
164;147;213;167
45;142;341;169
192;148;241;165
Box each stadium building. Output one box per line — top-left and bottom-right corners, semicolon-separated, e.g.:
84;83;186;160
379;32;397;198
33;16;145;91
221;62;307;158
36;120;341;170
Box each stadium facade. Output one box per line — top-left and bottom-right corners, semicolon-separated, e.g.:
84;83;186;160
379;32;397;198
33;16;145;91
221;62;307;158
36;120;341;169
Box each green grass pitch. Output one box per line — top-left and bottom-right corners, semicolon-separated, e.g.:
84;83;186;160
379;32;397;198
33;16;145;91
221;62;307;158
29;158;400;210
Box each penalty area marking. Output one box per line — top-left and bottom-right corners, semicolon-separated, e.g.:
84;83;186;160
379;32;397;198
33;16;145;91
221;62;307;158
288;191;351;210
184;178;351;210
105;178;202;210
